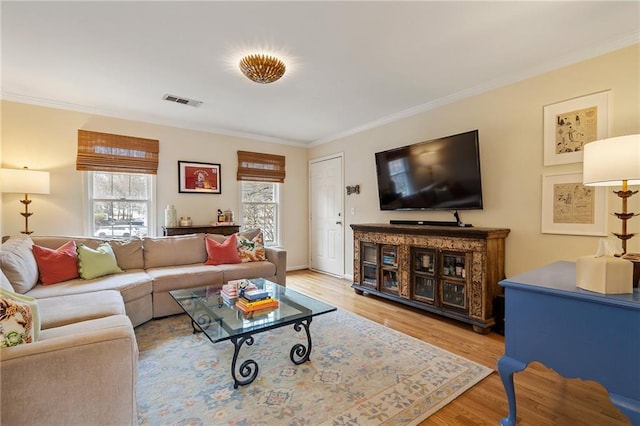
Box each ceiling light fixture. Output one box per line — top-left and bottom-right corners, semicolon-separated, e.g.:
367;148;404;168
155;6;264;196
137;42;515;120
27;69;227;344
239;54;286;84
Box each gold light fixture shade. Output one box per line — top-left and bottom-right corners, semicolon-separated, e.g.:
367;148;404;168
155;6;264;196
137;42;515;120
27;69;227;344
239;54;286;84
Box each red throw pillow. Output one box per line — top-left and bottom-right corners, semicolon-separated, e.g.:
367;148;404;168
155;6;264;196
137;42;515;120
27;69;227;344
205;234;241;266
32;241;80;285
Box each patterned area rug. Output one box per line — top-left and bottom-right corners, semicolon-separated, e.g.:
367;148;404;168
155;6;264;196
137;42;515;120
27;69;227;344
136;309;491;425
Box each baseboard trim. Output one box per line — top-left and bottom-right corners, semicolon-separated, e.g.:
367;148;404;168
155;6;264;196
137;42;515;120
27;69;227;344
286;265;309;272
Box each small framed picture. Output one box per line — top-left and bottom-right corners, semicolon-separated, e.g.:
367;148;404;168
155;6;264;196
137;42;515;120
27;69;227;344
178;161;221;194
541;172;607;236
543;91;611;166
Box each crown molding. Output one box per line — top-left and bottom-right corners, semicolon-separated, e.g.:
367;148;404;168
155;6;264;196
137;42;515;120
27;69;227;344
0;92;309;147
310;33;640;147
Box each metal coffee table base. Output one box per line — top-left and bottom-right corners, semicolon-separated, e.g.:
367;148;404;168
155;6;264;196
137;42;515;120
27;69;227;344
192;317;313;389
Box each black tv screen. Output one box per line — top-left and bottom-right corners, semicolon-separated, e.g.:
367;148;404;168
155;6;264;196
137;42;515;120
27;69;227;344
375;130;483;211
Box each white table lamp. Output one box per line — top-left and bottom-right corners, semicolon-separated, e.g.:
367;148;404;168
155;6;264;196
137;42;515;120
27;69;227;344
583;134;640;255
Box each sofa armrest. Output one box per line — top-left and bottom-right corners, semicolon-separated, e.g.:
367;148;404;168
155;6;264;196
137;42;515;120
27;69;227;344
1;315;138;426
265;247;287;285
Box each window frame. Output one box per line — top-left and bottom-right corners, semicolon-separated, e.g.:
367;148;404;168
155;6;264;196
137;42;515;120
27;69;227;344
84;171;156;238
239;181;281;247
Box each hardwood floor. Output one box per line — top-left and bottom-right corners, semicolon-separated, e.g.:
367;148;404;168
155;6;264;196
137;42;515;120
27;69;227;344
286;269;630;426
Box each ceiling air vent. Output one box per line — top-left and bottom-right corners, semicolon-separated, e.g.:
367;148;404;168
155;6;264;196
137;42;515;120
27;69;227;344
162;94;203;107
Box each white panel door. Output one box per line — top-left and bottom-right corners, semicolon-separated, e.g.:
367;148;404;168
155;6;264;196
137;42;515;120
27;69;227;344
310;155;344;276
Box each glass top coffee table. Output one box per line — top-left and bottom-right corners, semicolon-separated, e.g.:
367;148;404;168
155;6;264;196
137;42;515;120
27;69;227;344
170;278;336;388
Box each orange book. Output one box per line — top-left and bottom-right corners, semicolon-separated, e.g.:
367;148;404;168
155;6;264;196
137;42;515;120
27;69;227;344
236;297;277;309
235;299;279;312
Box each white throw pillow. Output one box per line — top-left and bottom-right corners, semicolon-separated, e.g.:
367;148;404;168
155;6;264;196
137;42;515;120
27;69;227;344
0;235;39;293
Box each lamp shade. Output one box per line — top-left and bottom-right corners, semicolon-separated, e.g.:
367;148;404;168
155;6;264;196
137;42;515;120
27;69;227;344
1;168;50;194
583;134;640;186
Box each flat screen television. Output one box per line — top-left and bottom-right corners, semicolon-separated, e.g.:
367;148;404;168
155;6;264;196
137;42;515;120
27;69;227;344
375;130;483;211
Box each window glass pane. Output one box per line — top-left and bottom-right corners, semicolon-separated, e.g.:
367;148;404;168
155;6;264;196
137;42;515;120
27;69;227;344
90;171;152;238
93;201;148;237
240;181;279;245
241;203;276;244
241;182;275;203
93;172;149;200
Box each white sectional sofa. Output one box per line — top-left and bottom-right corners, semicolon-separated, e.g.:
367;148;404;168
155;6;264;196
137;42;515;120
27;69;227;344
2;231;286;327
0;231;286;425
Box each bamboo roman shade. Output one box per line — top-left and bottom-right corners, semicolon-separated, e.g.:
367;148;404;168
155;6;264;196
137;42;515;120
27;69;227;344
77;130;159;174
237;150;286;183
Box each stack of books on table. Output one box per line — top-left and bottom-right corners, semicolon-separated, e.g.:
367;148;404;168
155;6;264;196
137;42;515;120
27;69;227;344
220;280;257;305
235;289;279;314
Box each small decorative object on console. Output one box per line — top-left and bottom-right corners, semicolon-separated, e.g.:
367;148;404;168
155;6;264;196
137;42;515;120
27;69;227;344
164;205;178;227
576;239;634;294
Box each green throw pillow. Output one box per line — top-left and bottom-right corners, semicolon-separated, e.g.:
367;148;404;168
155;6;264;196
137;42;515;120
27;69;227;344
77;242;123;280
0;288;41;347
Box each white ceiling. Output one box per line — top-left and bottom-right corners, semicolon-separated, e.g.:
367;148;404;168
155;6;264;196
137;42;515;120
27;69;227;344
2;1;639;146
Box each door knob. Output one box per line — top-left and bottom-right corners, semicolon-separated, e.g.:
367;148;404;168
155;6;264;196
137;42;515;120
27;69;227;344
336;221;342;225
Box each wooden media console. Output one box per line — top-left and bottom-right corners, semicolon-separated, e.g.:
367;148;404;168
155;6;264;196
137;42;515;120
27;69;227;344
351;223;510;333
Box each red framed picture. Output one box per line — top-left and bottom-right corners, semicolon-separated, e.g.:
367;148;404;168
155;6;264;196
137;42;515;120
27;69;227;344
178;161;221;194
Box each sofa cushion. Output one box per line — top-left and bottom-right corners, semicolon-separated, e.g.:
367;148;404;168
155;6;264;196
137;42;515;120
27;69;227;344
215;261;276;283
31;236;103;251
38;290;125;330
143;234;207;269
205;234;241;266
238;228;261;241
108;238;144;270
31;236;144;271
146;265;224;294
77;242;123;280
32;240;80;285
0;288;40;346
25;271;151;305
205;233;227;244
237;230;266;263
0;235;38;294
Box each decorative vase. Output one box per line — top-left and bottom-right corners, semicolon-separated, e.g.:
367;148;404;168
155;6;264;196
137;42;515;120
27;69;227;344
164;205;177;227
224;209;234;223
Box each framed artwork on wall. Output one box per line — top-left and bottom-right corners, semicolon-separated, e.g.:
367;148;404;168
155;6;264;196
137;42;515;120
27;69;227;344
543;90;611;166
178;161;221;194
541;172;607;236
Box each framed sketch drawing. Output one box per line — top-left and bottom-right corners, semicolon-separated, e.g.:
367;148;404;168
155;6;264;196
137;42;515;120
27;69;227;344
178;161;221;194
541;172;607;236
543;91;611;166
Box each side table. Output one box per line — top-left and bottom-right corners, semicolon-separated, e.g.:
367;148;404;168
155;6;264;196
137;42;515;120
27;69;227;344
497;261;640;426
162;224;239;236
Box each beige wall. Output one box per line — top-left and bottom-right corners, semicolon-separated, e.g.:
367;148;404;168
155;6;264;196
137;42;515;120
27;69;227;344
309;44;640;278
2;45;639;278
0;102;310;269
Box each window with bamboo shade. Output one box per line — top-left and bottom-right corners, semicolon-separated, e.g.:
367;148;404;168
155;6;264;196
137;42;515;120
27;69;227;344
77;130;159;174
237;150;285;183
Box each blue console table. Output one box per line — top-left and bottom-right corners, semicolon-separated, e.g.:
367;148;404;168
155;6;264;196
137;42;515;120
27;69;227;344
498;261;640;425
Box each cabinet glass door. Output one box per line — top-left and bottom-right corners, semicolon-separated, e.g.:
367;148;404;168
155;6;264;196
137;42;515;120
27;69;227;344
382;269;398;292
380;245;399;294
440;251;468;311
414;276;435;302
442;281;466;309
441;253;466;280
411;248;437;304
381;245;397;267
414;250;435;274
361;242;378;288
